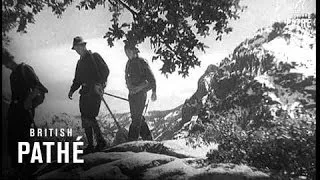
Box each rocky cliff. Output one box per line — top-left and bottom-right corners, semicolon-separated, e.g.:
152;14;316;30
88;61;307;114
177;14;316;138
183;15;316;179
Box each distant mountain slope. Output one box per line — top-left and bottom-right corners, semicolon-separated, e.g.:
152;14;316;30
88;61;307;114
36;104;184;145
183;14;316;179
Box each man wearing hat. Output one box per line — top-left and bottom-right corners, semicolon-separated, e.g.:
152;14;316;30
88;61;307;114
68;36;109;153
2;48;47;178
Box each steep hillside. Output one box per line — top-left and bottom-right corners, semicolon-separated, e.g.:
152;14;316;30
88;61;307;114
184;15;316;179
204;16;316;121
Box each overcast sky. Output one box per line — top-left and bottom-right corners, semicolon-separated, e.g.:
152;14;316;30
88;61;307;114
2;0;315;119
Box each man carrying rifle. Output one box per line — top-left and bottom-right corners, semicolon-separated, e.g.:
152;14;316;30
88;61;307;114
68;36;109;153
124;42;157;141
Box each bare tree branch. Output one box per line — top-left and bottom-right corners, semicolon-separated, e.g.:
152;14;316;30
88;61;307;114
108;0;117;7
114;0;138;17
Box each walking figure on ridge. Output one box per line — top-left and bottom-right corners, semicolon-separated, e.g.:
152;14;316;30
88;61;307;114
68;36;109;153
124;42;157;141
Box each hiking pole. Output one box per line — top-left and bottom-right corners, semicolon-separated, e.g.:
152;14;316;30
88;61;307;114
101;97;122;130
143;99;150;116
104;92;128;101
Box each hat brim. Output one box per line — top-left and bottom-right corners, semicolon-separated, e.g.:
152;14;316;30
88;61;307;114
71;42;87;50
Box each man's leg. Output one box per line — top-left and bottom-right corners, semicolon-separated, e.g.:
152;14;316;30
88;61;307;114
91;117;106;150
7;106;19;170
80;95;96;152
128;92;147;141
82;117;94;152
7;104;35;178
89;95;106;150
140;116;153;140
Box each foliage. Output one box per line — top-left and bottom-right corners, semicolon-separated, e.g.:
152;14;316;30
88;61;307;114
268;22;286;41
204;110;316;179
198;65;316;179
2;0;246;77
309;13;316;29
198;66;316;178
102;0;247;77
2;0;73;35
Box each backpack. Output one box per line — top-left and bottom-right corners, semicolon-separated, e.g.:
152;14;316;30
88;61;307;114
21;64;48;108
91;52;109;81
89;52;109;96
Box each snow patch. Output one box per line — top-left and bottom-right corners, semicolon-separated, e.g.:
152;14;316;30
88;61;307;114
163;110;179;121
163;139;218;158
262;32;316;77
254;74;275;89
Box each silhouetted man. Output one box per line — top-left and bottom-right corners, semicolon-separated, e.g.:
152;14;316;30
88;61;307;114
2;48;48;178
124;42;157;141
68;36;109;153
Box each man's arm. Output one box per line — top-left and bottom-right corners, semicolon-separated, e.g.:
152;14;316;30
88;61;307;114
127;59;157;100
143;59;157;101
125;61;134;91
142;59;156;93
69;62;81;95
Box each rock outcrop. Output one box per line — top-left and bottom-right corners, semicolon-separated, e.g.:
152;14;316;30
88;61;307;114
36;140;269;180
